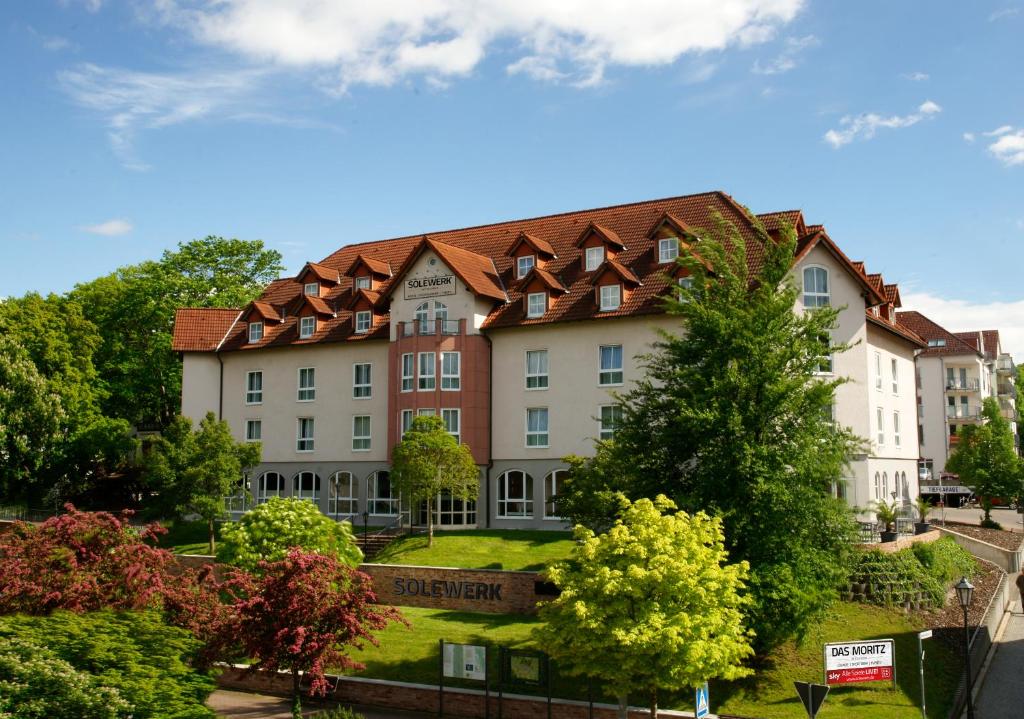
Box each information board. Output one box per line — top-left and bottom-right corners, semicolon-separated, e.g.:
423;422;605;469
824;639;895;685
443;643;486;681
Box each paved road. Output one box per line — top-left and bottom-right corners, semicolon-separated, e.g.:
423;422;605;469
208;690;432;719
926;506;1024;532
975;601;1024;717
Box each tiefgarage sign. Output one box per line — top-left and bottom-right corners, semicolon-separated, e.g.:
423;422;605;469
405;274;457;300
824;639;895;685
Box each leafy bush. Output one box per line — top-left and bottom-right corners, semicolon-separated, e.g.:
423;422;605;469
912;536;977;584
218;497;363;571
0;610;216;719
314;708;366;719
853;538;977;609
981;518;1004;530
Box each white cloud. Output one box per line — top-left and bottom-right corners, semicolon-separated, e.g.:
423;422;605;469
902;291;1024;361
987;127;1024;166
901;71;929;81
751;34;819;75
989;7;1021;21
823;100;941;148
985;125;1014;137
963;132;976;143
60;0;104;12
81;218;133;236
150;0;805;91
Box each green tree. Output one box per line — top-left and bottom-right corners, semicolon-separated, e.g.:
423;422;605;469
144;412;260;553
947;396;1023;526
218;497;363;571
535;496;753;719
390;415;479;546
559;214;861;652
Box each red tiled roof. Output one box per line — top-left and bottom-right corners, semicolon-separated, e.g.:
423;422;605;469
982;330;1001;360
794;229;887;306
171;308;241;351
346;288;382;309
868;312;926;348
298;261;340;284
521;266;568;294
302;295;336;317
507;232;556;258
883;284;901;307
591;258;641;286
896;311;982;357
758;210;806;236
575;222;626;250
247;300;283;322
647;212;693;239
347;254;392;277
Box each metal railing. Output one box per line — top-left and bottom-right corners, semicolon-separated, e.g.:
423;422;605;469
946;378;980;391
399;318;463;337
997;355;1015;373
947;405;981;419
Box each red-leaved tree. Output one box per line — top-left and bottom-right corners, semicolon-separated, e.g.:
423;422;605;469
234;548;405;715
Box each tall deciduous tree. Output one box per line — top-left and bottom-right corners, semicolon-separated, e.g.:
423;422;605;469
535;496;753;719
390;415;479;546
558;214;861;652
946;396;1023;526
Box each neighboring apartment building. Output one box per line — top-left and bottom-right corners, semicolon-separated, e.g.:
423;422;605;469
895;312;1018;492
171;191;924;529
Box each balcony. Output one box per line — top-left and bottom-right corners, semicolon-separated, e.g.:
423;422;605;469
400;318;464;337
946;378;980;391
946;405;981;420
998;381;1015;397
997;355;1015;375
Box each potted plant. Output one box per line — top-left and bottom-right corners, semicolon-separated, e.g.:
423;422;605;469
913;495;932;535
873;500;900;543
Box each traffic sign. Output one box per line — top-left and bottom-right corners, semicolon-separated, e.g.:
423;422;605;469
794;681;829;719
695;682;709;719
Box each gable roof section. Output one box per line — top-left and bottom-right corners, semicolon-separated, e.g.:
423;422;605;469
883;284;901;307
982;330;1001;359
301;295;337;317
245;300;283;322
867;312;927;348
347;254;392;277
646;212;693;239
386;237;507;303
758;210;807;236
298;261;340;284
574;222;626;250
794;229;888;306
506;232;556;258
896;311;982;357
346;288;382;310
171;308;241;351
521;266;568;294
590;258;641;286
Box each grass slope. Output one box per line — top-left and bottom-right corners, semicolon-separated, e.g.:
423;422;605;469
154;519;223;555
371;530;575;572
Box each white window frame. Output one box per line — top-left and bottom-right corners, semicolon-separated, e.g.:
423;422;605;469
441;352;460;391
891;358;899;395
418;352;436;391
297;367;316;402
814;333;833;375
328;471;357;515
248;321;263;343
354;275;371;290
498;470;534;518
526;407;549;448
352;415;371;451
599;284;621;311
353;363;372;399
245;419;262;442
874;352;883;390
876;407;884;446
245;370;263;405
516;255;535;279
417;408;436;417
599;404;621;441
802;265;830;308
257;471;285;504
401;353;414;392
355;310;372;334
442;408;460;444
599;345;624;386
544;470;566;519
526;292;546;318
525;349;549;390
893;411;901;448
658;237;679;264
585;246;604;271
304;282;319;296
874;472;882;500
299;315;316;338
400;409;414;439
296;417;315;452
293;471;320;503
368;470;398;516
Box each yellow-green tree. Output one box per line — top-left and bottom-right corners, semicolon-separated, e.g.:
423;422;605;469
534;495;753;719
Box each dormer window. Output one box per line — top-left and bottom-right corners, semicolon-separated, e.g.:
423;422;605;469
299;316;316;338
248;321;264;343
517;255;535;279
355;311;372;334
658;237;680;264
599;284;621;311
354;276;371;290
304;282;319;296
526;292;546;318
585;247;604;272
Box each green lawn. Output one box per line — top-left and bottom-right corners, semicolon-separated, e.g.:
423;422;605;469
153;519;223;555
370;530;575;572
341;602;960;718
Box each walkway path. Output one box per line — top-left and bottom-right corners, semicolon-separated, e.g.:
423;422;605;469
208;689;433;719
974;601;1024;717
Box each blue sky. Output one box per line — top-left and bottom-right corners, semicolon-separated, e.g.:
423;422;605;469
2;1;1023;354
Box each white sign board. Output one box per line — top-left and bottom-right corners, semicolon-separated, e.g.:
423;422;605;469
824;639;895;685
443;643;486;681
405;274;457;300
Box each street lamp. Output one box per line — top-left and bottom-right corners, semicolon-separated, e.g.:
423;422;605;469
331;474;341;525
954;577;975;719
362;510;369;553
243;471;251;512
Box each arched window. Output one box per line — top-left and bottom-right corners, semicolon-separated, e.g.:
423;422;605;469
368;470;398;516
293;471;321;504
257;471;285;504
882;472;889;498
415;300;448;334
900;471;909;500
873;472;882;500
802;266;829;308
498;470;534;518
544;470;566;519
328;471;356;516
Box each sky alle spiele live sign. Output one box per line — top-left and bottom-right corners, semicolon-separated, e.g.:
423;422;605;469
824;639;895;685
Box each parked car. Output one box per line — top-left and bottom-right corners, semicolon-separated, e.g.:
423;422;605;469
966;495;1019;509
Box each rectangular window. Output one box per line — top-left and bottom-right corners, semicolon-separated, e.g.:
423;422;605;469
245;419;261;442
815;333;833;374
297;367;316;401
418;352;436;391
585;246;604;271
353;363;371;398
245;371;263;404
300;315;316;338
248;321;263;343
891;358;899;394
355;311;372;334
527;292;546;318
304;282;319;296
599;284;621;311
441;352;460;390
400;409;413;438
658;237;679;263
401;353;414;392
599;405;621;441
352;416;371;451
599;345;623;386
893;411;901;448
442;408;460;443
517;255;535;279
876;407;884;446
874;352;882;390
354;276;371;290
297;417;314;452
526;350;549;390
417;408;436;416
526;407;549;448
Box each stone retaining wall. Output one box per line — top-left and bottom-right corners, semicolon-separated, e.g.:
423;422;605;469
360;564;550;614
937;527;1023;573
